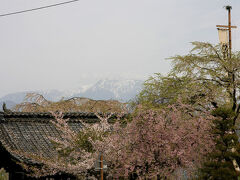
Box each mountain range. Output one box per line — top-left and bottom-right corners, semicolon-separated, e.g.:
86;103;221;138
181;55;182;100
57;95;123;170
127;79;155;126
0;79;144;109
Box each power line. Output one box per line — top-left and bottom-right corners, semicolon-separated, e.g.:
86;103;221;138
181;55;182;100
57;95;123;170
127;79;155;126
0;0;80;17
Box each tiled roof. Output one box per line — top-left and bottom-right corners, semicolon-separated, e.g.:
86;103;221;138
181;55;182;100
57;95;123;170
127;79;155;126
0;111;105;164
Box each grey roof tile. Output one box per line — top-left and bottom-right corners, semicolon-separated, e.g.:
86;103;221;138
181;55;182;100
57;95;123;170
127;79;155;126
0;111;101;164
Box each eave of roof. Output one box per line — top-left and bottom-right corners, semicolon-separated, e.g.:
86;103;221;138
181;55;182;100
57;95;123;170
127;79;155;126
0;111;123;123
0;111;127;166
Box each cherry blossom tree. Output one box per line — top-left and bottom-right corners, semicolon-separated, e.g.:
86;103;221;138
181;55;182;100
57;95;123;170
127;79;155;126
10;90;217;179
93;103;215;179
12;102;214;179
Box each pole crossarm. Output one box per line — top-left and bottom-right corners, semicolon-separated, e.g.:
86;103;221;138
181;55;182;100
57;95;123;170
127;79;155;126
216;25;237;29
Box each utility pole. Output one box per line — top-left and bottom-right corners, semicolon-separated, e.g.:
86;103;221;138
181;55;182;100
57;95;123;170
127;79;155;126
216;5;237;59
228;6;232;58
100;154;104;180
94;153;105;180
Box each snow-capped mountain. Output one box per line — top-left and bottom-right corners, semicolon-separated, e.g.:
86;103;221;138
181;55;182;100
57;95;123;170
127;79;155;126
0;79;144;109
76;79;143;102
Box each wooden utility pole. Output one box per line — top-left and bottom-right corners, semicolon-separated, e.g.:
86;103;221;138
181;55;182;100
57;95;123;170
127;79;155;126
228;6;232;57
216;5;237;58
100;154;104;180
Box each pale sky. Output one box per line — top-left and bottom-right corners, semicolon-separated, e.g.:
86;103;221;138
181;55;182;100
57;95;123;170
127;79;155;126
0;0;240;97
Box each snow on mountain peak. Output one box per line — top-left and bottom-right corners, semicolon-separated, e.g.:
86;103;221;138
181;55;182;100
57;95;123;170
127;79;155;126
81;79;144;101
0;79;145;108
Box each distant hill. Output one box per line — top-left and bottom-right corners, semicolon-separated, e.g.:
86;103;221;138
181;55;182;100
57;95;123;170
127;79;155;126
0;79;144;110
0;92;30;109
0;90;65;109
0;100;16;109
75;79;143;102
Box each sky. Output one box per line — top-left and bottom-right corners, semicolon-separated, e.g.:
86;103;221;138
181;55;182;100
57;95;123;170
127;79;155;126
0;0;240;97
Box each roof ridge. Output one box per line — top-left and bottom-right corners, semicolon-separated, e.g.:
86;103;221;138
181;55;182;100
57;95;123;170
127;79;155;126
1;111;124;120
2;111;95;118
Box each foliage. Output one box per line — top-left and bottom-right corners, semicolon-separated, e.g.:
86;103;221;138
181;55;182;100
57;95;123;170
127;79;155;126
95;103;214;179
14;93;126;113
138;42;240;114
199;106;240;179
0;168;8;180
136;42;240;178
12;100;214;179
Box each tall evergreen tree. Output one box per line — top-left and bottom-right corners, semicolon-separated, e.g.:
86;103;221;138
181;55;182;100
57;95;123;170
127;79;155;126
199;106;240;179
